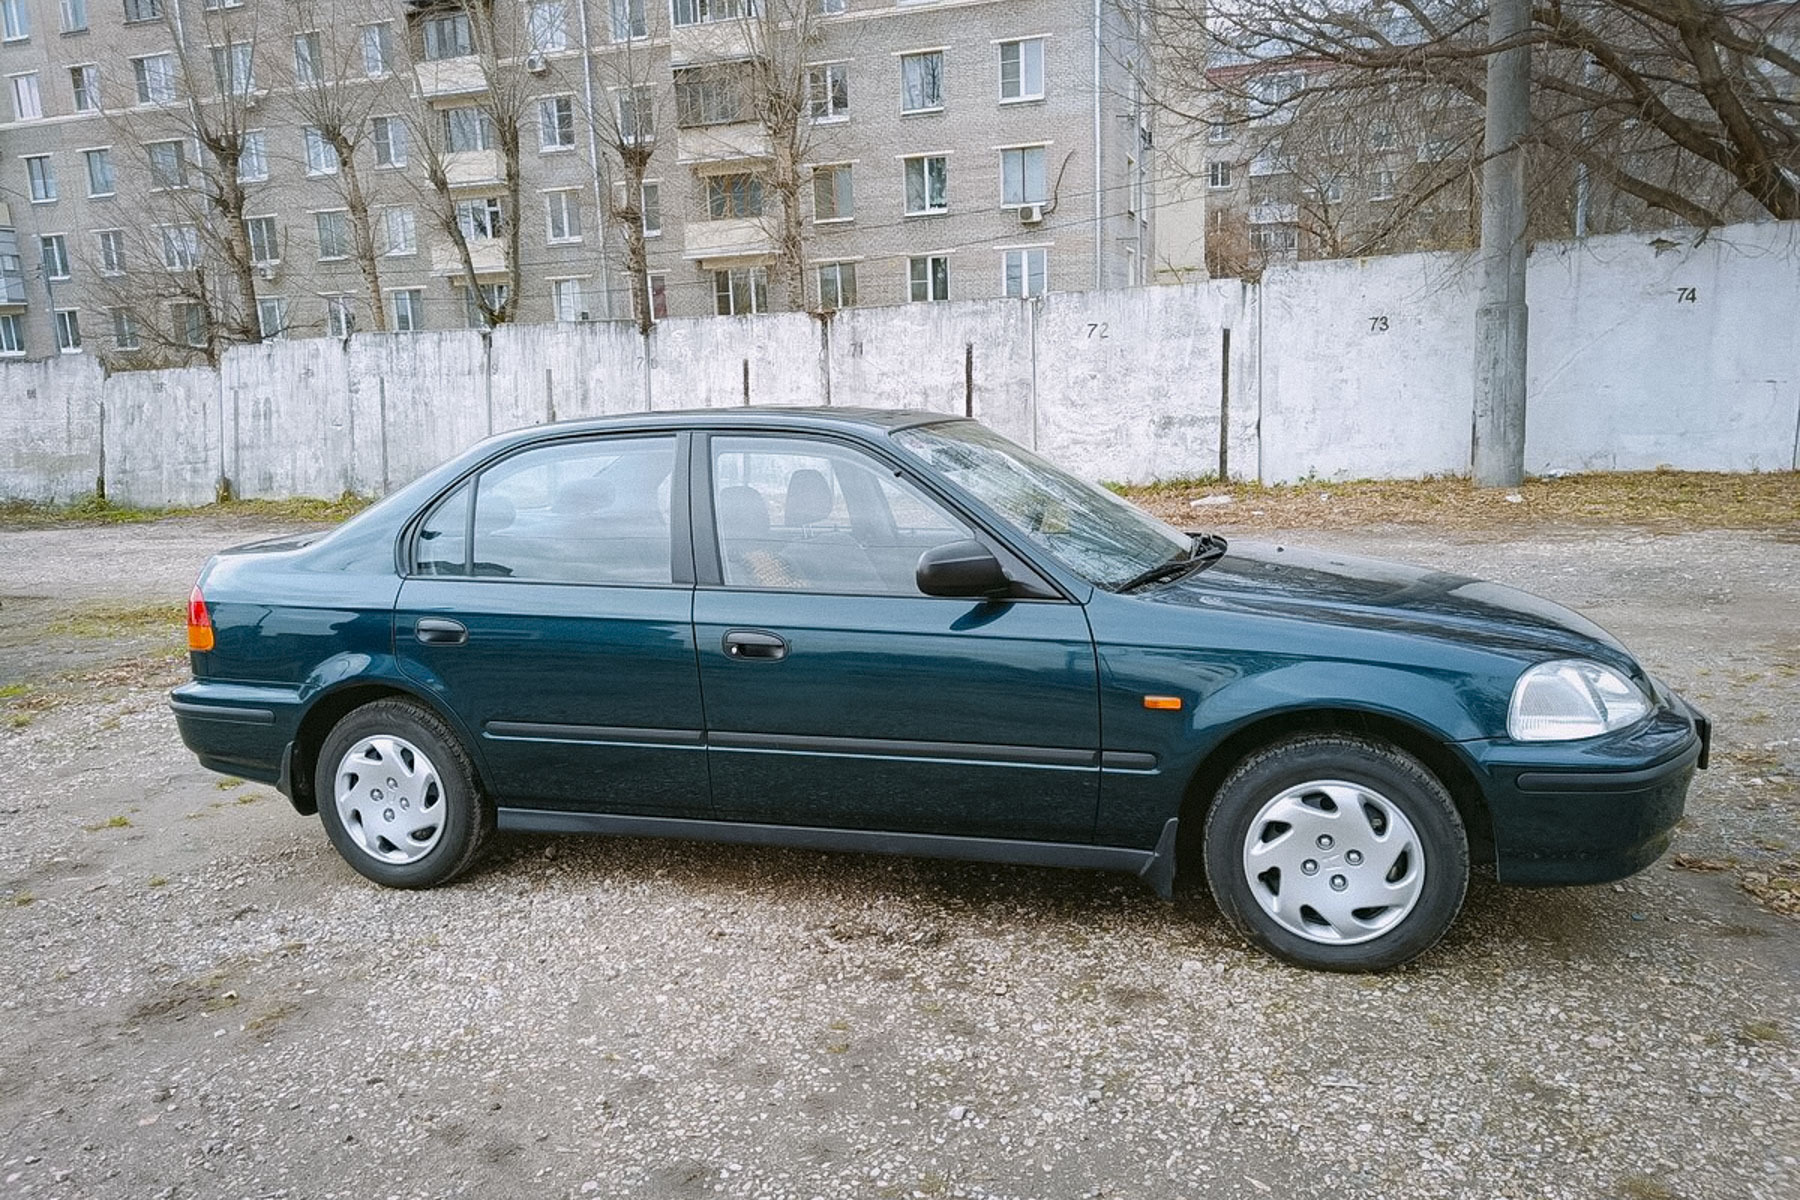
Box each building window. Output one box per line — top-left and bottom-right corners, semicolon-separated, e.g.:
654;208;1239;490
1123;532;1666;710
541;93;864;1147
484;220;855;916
1250;226;1298;253
246;215;278;264
132;54;176;104
362;23;393;77
705;173;763;219
61;1;88;35
84;148;115;197
1207;160;1232;189
422;13;472;61
0;314;23;355
528;1;568;52
456;197;505;240
161;226;199;271
147;140;188;188
315;210;350;259
1208;120;1231;145
391;289;425;332
123;0;161;23
551;278;585;321
998;39;1044;102
617;86;653;141
545;189;582;242
641;182;662;236
212;43;254;96
97;229;125;274
238;130;268;182
111;308;139;351
647;272;668;320
818;0;844;12
1000;146;1047;206
610;0;646;41
384;207;416;255
813;163;853;222
371;116;407;167
908;254;948;302
808;63;849;121
461;283;509;327
816;261;856;310
1370;168;1396;201
673;64;744;127
70;64;100;112
1370;122;1397;150
539;96;576;150
25;155;57;202
41;235;71;280
900;51;943;113
443;106;493;152
674;0;753;28
304;127;340;176
256;297;286;339
2;0;29;41
175;302;208;348
713;267;767;316
903;155;947;215
55;310;82;353
10;72;42;121
1311;176;1344;204
325;295;355;338
1003;248;1048;298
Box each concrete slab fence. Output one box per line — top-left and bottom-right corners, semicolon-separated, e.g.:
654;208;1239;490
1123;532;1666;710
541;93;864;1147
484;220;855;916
2;220;1797;507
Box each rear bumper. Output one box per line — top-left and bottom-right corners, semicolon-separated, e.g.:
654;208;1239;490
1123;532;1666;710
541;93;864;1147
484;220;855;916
1472;690;1708;886
170;681;300;795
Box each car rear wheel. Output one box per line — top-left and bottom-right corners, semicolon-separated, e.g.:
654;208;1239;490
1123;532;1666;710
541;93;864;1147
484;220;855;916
1202;734;1468;972
315;699;493;888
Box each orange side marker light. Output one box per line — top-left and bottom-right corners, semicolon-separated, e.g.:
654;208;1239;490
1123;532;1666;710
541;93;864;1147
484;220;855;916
1143;695;1183;711
187;584;215;652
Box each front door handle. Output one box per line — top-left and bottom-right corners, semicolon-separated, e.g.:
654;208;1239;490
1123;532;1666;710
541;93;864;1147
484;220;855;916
722;629;788;661
415;617;468;646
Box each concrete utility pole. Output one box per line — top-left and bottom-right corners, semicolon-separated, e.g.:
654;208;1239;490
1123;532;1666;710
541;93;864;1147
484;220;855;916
1472;0;1531;487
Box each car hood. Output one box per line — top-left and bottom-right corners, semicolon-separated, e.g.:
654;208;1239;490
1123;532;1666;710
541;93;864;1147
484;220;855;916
1145;540;1636;671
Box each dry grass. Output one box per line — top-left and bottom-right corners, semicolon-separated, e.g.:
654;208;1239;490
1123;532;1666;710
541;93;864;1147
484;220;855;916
1122;470;1800;534
0;493;371;530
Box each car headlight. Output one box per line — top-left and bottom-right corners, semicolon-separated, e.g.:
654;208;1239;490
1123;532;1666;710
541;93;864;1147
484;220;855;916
1508;660;1651;741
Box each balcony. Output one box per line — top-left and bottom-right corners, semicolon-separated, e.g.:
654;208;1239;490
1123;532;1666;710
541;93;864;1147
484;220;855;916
670;21;755;67
682;217;771;263
431;236;509;278
415;57;488;103
678;122;772;165
0;213;24;308
1249;202;1299;225
1249;153;1294;178
442;150;503;190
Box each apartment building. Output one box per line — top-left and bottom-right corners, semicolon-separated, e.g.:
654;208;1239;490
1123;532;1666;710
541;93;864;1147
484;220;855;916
0;0;1163;363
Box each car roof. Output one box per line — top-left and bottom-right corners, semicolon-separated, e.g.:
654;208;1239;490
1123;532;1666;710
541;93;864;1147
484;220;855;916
514;406;957;439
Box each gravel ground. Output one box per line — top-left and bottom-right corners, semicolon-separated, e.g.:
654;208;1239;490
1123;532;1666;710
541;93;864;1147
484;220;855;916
1;518;1797;1200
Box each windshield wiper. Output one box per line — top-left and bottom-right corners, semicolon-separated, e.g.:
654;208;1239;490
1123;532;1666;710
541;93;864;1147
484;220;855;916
1114;534;1228;593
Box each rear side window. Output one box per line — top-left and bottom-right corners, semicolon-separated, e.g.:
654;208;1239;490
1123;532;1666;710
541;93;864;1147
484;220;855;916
412;436;678;584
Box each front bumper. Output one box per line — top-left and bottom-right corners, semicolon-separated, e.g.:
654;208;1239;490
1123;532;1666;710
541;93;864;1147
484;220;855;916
1472;688;1709;886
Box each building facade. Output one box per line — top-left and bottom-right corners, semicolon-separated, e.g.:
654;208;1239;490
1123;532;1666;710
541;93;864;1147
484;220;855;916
0;0;1165;363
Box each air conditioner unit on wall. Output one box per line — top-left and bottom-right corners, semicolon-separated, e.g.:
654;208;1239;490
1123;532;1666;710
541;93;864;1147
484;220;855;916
525;52;549;75
1019;203;1045;225
256;264;276;282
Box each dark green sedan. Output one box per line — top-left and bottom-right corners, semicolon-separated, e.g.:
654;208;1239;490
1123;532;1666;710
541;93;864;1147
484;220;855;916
172;409;1708;971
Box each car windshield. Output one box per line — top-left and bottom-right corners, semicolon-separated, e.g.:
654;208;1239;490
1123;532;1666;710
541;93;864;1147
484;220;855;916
894;420;1193;590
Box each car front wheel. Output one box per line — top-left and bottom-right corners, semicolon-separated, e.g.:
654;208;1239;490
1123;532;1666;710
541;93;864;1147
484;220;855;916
1202;734;1469;971
315;698;493;888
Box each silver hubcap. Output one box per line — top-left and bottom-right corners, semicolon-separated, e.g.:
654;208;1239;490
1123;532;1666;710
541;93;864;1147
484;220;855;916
1240;779;1424;945
333;735;445;865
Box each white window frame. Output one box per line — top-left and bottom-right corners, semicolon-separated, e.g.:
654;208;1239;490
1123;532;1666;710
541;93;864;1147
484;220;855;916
314;209;350;260
111;307;140;351
0;313;24;356
528;1;569;53
902;154;947;216
1002;247;1049;299
61;1;88;35
132;54;176;105
245;215;279;265
1;0;29;43
256;296;287;340
304;127;341;176
812;162;853;223
96;229;125;275
70;64;100;112
900;50;944;114
1207;160;1232;190
238;130;269;182
83;147;115;197
146;139;189;190
816;260;856;310
550;276;586;321
160;225;200;271
372;115;408;168
10;71;43;121
25;155;57;202
712;266;767;317
908;254;949;303
325;295;356;339
997;38;1045;104
610;0;647;41
808;62;849;122
55;309;83;354
640;181;662;237
538;95;576;152
999;144;1047;207
41;234;71;280
389;288;425;332
545;188;582;243
361;23;393;78
384;207;417;256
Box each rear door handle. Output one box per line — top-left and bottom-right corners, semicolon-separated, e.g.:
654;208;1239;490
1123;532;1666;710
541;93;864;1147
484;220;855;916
415;617;468;646
722;629;788;661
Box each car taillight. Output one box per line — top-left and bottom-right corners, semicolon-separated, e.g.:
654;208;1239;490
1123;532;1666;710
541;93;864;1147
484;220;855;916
187;584;215;652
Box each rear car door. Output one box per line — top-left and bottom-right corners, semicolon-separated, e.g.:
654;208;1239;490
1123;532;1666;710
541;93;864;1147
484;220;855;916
691;432;1100;842
395;432;711;817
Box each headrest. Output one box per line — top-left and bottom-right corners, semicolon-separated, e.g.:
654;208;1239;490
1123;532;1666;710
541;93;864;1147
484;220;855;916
716;485;771;541
784;468;833;527
552;476;614;515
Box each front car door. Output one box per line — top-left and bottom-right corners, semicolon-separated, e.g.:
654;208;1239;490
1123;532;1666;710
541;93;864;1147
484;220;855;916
691;431;1100;843
395;431;711;817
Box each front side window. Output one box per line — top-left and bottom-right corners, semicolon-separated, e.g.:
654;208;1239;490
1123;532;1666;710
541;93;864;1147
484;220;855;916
97;229;125;273
456;196;504;241
111;307;139;350
998;39;1044;102
528;1;568;51
391;288;425;332
238;130;268;182
551;277;584;321
84;148;115;196
422;13;472;61
894;420;1190;590
25;155;56;201
673;65;743;127
417;437;679;584
161;225;199;270
640;182;661;235
123;0;161;22
325;295;355;338
55;309;82;352
2;0;29;40
903;155;947;215
710;435;971;595
70;64;99;111
41;235;71;280
315;210;349;259
900;51;943;113
0;313;23;355
373;115;408;167
246;215;279;264
444;105;493;152
212;42;255;95
362;23;393;76
673;0;754;28
545;189;582;242
385;206;416;255
617;85;653;141
11;72;42;120
257;296;286;339
175;301;208;347
304;127;340;175
147;140;187;188
610;0;646;40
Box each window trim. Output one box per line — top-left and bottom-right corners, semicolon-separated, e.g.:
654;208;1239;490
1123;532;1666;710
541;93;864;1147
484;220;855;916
995;36;1047;105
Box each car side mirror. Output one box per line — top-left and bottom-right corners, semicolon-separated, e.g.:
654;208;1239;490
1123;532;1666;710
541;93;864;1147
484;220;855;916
916;540;1012;599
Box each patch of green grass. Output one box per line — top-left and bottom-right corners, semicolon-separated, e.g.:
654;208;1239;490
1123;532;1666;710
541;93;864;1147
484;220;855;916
82;814;132;832
215;777;246;790
148;876;169;889
8;713;31;729
0;492;372;530
9;891;33;907
1614;1175;1676;1200
47;601;185;641
1740;1020;1788;1045
0;683;30;700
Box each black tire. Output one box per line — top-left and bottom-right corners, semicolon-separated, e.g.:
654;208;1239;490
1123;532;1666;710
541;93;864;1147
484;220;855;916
1202;734;1468;972
314;698;493;889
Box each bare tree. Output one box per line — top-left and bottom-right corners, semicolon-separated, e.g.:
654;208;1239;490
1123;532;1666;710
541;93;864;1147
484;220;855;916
592;15;665;335
1148;0;1800;244
741;0;835;312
